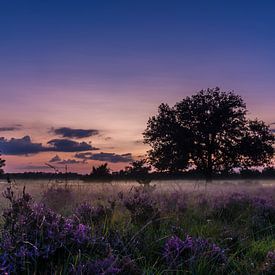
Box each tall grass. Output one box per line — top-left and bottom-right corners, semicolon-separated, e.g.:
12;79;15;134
0;180;274;274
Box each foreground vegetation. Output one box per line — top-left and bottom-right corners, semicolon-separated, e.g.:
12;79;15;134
0;181;274;274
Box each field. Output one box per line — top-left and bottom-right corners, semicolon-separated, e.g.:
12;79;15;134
0;179;275;274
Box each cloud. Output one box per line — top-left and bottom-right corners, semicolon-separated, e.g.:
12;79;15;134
56;159;85;164
75;152;133;163
47;139;98;152
0;136;99;155
53;127;99;138
0;124;22;132
0;136;45;155
49;154;85;165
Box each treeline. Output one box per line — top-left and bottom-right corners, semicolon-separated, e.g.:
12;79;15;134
0;172;81;181
2;166;275;182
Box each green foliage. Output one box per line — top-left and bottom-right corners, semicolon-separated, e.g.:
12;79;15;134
1;184;275;274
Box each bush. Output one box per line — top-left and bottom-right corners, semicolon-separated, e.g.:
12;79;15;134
121;187;160;226
0;187;107;273
164;235;227;271
261;250;275;274
73;201;115;228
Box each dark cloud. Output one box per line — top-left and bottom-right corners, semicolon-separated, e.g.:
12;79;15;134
47;139;97;152
0;136;45;155
0;127;20;132
53;127;99;138
0;136;99;155
0;124;22;132
75;152;133;163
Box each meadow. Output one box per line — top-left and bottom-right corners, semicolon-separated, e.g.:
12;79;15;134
0;179;275;274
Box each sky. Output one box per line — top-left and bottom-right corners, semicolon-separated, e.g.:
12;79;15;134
0;0;275;173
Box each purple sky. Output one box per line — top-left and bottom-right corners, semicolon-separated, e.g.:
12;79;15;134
0;1;275;173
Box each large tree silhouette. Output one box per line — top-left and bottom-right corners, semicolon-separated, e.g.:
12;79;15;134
144;88;274;181
0;154;5;174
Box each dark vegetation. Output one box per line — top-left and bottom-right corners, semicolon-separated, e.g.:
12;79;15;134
144;88;274;181
4;166;275;182
0;154;5;175
0;184;275;274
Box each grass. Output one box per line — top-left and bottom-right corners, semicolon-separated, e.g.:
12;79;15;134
0;179;275;274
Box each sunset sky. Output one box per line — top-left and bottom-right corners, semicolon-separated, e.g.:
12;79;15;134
1;0;275;173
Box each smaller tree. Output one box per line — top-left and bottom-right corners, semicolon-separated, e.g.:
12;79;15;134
126;159;152;186
0;154;5;174
89;163;112;181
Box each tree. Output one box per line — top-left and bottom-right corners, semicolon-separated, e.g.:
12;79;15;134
0;154;5;174
144;88;274;181
126;159;152;185
88;163;112;181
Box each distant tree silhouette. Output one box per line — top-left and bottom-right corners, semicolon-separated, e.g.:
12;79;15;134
126;159;152;185
144;88;275;181
0;154;5;174
89;163;112;181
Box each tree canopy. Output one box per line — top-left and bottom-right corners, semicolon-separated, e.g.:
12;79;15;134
0;154;5;174
144;88;275;181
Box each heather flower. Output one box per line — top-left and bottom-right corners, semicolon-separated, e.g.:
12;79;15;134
261;250;275;274
123;187;160;226
250;197;275;233
158;191;187;214
164;235;227;271
73;201;114;227
70;255;140;275
0;187;95;273
212;192;251;221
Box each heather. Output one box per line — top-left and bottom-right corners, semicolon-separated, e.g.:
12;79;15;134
0;180;275;274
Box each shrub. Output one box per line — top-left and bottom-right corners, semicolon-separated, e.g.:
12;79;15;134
164;235;227;272
70;255;140;275
122;187;160;226
212;192;252;221
0;187;108;273
250;197;275;234
73;201;115;228
261;250;275;274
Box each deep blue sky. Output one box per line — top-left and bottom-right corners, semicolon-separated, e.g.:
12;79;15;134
0;0;275;172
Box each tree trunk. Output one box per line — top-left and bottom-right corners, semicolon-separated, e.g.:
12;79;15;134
205;134;214;183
